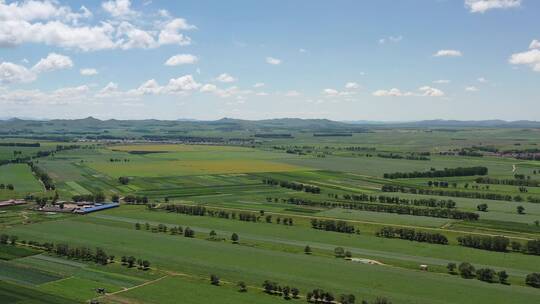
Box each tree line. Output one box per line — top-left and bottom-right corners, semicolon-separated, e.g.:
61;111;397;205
376;227;448;245
162;204;294;226
262;178;321;193
339;193;457;209
383;166;488;179
382;184;538;203
475;177;540;187
72;192;106;203
310;219;357;234
28;162;55;190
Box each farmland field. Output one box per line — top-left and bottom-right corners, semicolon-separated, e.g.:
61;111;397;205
1;121;540;304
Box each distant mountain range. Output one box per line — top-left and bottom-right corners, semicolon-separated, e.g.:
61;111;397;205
1;117;540;129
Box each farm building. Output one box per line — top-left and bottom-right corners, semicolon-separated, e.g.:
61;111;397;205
0;199;26;208
37;202;119;214
73;202;119;214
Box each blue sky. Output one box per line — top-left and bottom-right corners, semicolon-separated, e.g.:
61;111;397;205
0;0;538;121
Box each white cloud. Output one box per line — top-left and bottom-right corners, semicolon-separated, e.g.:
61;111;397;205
465;0;521;13
433;79;451;84
165;54;198;66
200;84;217;93
323;88;339;96
0;85;90;105
373;86;444;97
372;88;412;97
256;92;268;96
344;82;359;89
133;79;163;95
418;86;445;97
529;39;540;49
216;73;236;83
32;53;73;73
165;75;200;93
266;57;282;65
433;50;463;57
97;82;120;97
509;46;540;72
253;82;265;88
477;77;488;83
0;62;36;84
102;0;137;18
299;48;307;53
465;86;479;92
0;1;194;51
284;90;301;97
379;35;403;44
158;18;195;46
80;68;98;76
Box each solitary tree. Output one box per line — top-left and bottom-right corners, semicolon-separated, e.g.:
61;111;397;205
334;247;345;258
237;281;247;292
231;233;239;244
517;205;525;214
210;274;220;286
447;262;457;274
526;273;540;288
476;203;488;212
142;260;150;270
304;245;312;255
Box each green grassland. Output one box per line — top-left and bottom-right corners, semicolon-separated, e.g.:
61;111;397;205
1;127;540;303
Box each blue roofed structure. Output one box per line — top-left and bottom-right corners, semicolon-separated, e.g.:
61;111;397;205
73;202;119;214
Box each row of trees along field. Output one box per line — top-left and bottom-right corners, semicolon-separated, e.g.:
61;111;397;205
262;178;321;193
381;184;540;203
375;227;448;245
475;176;540;187
1;234;151;270
0;183;15;190
162;204;294;225
457;235;540;255
271;196;478;220
28;162;55;190
337;193;457;208
383;166;488;179
447;261;540;288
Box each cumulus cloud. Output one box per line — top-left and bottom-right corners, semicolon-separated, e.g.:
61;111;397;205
253;82;265;88
509;41;540;72
379;35;403;44
157;18;195;46
80;68;98;76
465;86;479;92
323;88;339;96
418;86;445;97
216;73;236;83
0;62;37;84
433;79;451;84
284;90;301;97
477;77;488;83
529;39;540;49
433;50;463;57
0;1;195;51
0;85;90;105
32;53;73;73
372;88;413;97
165;75;200;93
200;84;217;92
373;86;445;97
102;0;137;18
165;54;198;66
465;0;521;13
344;82;359;89
266;57;281;65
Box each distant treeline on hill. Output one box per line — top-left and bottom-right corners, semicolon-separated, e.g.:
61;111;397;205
384;166;488;179
475;177;540;187
254;133;293;138
313;133;352;137
0;142;40;147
